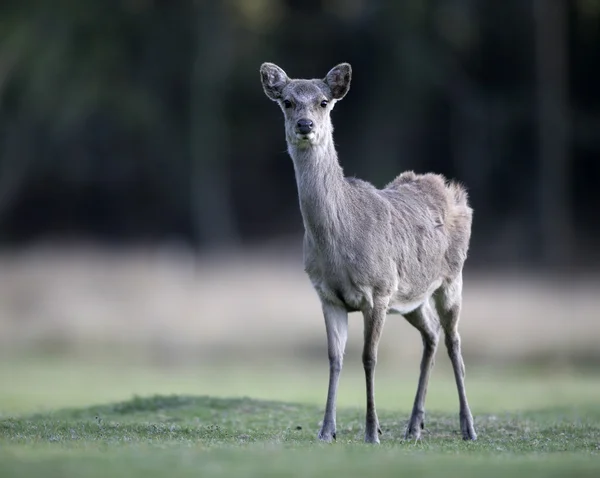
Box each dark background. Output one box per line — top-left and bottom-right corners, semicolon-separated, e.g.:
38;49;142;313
0;0;598;269
1;1;600;417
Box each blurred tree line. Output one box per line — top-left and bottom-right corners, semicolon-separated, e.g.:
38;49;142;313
0;0;598;269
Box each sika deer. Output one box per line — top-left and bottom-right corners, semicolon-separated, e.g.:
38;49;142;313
260;62;476;443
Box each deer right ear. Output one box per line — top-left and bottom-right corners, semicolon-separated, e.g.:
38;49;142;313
260;63;289;101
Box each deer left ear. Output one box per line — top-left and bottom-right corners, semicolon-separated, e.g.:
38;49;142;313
324;63;352;100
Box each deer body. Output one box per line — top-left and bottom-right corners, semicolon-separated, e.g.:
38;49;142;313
260;62;477;443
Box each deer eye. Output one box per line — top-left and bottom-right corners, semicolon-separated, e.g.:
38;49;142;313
283;99;292;109
320;100;329;108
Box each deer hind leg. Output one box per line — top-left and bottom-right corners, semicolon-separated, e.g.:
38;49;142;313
403;299;441;440
434;274;477;440
362;305;387;443
318;302;348;442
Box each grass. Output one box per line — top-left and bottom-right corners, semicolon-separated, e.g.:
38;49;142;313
1;359;600;477
1;395;599;477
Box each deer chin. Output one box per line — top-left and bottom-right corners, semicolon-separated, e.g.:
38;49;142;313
293;132;317;145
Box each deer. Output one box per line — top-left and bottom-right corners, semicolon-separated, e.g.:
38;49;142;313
259;62;477;444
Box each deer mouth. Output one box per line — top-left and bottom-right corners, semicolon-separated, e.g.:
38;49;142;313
295;132;315;142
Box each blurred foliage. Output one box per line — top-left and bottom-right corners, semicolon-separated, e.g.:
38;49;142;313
0;0;599;268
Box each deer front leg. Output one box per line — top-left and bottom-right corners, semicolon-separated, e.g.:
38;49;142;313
363;306;386;444
318;302;348;442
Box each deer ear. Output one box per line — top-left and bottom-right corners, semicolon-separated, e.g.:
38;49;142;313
324;63;352;100
260;63;289;101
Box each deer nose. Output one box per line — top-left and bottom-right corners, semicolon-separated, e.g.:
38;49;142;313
296;119;313;135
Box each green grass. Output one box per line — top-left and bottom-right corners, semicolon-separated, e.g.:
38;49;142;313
1;359;600;477
1;394;599;477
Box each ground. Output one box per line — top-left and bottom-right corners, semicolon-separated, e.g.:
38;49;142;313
1;360;599;478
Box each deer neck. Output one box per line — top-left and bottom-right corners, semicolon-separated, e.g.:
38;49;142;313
288;135;348;242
